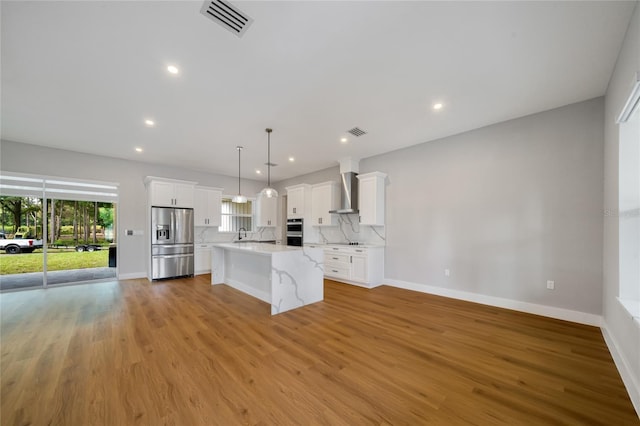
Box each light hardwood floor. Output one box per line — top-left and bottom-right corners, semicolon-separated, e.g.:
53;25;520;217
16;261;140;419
1;276;638;425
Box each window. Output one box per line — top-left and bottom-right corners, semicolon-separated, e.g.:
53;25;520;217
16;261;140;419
0;172;119;290
219;197;254;233
616;74;640;320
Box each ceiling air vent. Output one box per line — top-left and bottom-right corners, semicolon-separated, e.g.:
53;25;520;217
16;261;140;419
200;0;254;38
347;127;367;137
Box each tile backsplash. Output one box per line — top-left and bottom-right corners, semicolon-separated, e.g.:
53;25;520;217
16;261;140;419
196;226;279;243
196;213;385;245
308;214;386;245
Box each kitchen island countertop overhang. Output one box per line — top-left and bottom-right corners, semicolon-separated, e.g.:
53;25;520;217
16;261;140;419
211;243;324;315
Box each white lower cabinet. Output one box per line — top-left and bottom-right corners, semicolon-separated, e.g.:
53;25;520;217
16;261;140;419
321;245;384;288
324;248;351;281
350;253;367;283
194;243;212;275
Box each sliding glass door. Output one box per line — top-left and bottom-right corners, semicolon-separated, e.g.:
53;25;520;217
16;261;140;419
0;196;45;290
44;199;117;286
0;173;118;291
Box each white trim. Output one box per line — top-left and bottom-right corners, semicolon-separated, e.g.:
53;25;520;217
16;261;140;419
0;171;119;188
118;272;146;280
143;176;197;186
617;71;640;123
326;276;382;289
384;278;602;326
618;297;640;320
601;322;640;417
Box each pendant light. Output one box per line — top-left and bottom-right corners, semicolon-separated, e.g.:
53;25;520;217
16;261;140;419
232;146;247;203
260;128;278;198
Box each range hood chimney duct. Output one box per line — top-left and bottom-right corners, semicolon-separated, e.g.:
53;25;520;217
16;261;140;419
329;158;360;214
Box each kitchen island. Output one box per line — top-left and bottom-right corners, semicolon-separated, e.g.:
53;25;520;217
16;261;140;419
211;243;324;315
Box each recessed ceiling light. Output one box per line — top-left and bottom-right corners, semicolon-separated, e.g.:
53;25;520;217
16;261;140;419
256;169;262;174
340;137;348;143
167;65;179;74
144;119;155;127
135;147;143;153
433;103;444;110
288;157;295;162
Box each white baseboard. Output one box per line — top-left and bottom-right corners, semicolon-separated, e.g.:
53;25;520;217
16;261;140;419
384;278;602;327
601;322;640;417
117;272;146;280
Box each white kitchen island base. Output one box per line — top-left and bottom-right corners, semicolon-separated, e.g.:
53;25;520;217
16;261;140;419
211;243;324;315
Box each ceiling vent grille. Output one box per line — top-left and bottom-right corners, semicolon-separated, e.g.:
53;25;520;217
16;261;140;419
347;127;367;137
200;0;253;38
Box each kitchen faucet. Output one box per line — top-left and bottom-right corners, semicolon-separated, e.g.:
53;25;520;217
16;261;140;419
238;227;247;240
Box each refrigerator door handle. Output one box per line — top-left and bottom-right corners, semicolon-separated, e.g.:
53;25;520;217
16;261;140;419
153;254;193;260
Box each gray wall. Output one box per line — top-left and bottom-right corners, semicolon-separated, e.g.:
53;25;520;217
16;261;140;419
368;98;604;314
0;140;267;278
603;0;640;411
281;98;606;316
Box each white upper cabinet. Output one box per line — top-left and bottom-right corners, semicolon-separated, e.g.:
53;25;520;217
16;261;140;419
194;187;222;227
286;184;310;218
357;172;386;226
146;177;197;208
256;193;278;227
311;181;338;226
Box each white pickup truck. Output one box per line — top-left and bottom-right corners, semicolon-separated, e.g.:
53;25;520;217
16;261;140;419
0;233;44;254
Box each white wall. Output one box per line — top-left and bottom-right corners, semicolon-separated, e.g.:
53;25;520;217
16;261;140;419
603;0;640;414
0;140;267;278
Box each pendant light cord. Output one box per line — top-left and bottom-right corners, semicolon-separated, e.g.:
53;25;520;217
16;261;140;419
237;146;242;195
267;129;271;187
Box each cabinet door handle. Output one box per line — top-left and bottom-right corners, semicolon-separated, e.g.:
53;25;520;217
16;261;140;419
332;269;339;273
356;249;363;253
293;207;297;214
332;257;339;260
333;248;339;251
350;256;352;263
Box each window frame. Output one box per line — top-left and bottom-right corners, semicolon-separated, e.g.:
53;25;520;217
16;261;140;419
615;74;640;322
218;195;256;234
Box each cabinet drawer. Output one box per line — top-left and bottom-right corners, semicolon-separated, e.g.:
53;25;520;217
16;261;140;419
324;264;350;280
324;253;350;264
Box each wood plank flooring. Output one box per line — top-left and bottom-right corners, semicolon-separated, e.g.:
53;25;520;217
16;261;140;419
1;276;638;425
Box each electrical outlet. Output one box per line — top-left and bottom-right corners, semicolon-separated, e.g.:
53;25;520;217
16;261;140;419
445;269;450;277
547;280;555;290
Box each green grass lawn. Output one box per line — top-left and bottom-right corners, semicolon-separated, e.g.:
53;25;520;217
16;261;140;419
0;250;109;275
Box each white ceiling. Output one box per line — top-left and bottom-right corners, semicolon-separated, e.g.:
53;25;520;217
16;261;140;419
1;1;635;182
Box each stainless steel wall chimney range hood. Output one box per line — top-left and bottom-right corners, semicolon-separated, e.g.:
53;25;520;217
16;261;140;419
329;158;360;214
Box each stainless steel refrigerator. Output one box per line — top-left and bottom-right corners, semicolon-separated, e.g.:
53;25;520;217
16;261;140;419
151;207;194;280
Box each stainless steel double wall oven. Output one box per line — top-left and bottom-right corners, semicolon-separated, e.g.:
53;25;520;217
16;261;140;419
286;218;303;246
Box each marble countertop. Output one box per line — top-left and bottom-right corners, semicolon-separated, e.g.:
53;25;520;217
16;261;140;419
304;243;385;248
212;242;312;256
